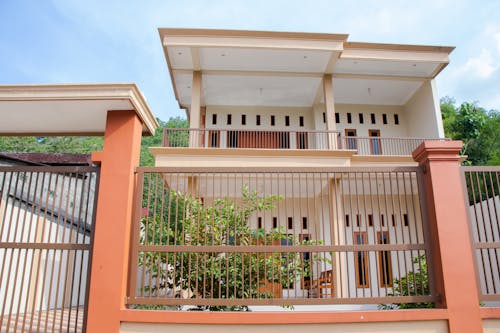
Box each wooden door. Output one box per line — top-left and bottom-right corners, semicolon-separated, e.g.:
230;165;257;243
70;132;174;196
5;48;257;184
344;129;357;149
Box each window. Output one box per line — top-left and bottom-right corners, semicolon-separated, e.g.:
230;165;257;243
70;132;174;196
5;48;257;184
370;113;376;124
302;217;308;229
212;114;217;125
394;114;399;125
347;113;352;124
271;115;275;126
381;214;385;227
227;114;232;125
273;217;278;228
382;114;387;124
335;113;340;123
345;214;350;227
377;231;393;287
322;112;326;123
356;214;361;227
354;232;369;288
257;217;263;229
256;115;261;126
368;214;373;227
287;217;293;230
391;214;396;227
403;214;409;226
285;115;290;126
299;116;304;127
241;114;246;125
359;113;364;124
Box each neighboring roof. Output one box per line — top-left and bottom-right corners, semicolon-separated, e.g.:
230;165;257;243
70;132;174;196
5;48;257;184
0;83;159;136
158;28;454;111
0;152;93;166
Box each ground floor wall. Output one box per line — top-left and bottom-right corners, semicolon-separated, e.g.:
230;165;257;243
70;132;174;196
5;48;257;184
121;320;449;333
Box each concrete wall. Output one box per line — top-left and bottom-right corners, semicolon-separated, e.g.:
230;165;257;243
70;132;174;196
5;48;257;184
316;104;408;138
121;321;449;333
404;80;443;139
206;105;314;130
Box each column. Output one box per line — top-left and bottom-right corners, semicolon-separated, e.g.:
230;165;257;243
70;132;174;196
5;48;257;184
86;110;143;333
189;71;202;147
323;74;337;149
413;140;482;333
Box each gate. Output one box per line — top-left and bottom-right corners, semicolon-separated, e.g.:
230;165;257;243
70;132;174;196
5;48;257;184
462;166;500;302
0;166;99;332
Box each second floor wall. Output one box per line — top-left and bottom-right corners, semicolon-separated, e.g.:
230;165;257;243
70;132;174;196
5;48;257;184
202;80;443;139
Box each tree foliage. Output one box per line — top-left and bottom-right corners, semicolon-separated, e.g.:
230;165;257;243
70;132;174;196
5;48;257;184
139;185;319;311
441;97;500;165
0;116;188;166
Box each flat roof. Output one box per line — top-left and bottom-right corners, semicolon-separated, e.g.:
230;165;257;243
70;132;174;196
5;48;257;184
0;83;158;136
158;28;455;111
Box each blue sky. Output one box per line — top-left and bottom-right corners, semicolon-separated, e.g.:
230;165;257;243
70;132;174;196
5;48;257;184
1;0;499;121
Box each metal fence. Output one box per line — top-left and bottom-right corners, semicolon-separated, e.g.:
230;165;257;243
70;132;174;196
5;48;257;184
127;167;436;308
162;128;436;156
462;166;500;302
0;166;99;332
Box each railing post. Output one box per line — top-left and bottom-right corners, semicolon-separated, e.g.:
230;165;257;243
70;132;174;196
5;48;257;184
413;140;482;333
86;110;142;333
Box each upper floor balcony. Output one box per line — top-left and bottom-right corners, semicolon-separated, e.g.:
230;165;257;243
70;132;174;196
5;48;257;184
162;127;443;156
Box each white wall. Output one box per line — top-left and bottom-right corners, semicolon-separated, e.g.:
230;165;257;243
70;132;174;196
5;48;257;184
205;105;314;130
404;80;443;138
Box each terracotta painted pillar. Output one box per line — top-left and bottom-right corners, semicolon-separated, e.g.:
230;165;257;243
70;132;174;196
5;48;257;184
413;140;482;333
86;110;143;333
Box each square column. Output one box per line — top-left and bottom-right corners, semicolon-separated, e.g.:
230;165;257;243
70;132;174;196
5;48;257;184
323;74;337;149
413;140;482;333
86;110;143;333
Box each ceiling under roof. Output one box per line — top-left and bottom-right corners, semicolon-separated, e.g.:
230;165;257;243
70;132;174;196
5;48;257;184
159;28;454;110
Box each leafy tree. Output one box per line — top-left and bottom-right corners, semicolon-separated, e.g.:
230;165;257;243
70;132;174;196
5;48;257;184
440;97;500;165
0;136;103;153
140;116;188;166
139;185;319;311
0;116;188;166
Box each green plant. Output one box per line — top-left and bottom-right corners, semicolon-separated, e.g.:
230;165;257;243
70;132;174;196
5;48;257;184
139;185;319;311
379;255;434;309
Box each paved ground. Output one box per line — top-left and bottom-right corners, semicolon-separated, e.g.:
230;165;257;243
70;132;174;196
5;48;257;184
0;307;84;333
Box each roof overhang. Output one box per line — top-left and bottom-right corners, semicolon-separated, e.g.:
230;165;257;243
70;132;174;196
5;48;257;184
0;83;158;136
159;28;454;111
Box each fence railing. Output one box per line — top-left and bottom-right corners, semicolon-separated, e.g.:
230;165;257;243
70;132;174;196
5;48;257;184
162;128;436;156
127;166;435;308
462;166;500;302
0;166;99;333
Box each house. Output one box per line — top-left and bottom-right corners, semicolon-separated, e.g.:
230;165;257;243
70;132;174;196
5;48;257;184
135;29;454;306
0;32;496;333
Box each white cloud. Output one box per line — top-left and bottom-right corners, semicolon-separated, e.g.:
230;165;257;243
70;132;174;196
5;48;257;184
458;49;499;79
493;32;500;54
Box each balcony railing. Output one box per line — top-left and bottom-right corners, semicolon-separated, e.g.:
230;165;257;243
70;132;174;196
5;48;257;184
162;128;438;156
127;166;436;308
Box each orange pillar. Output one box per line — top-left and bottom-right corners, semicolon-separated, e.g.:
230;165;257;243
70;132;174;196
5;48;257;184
413;141;482;333
86;110;143;333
